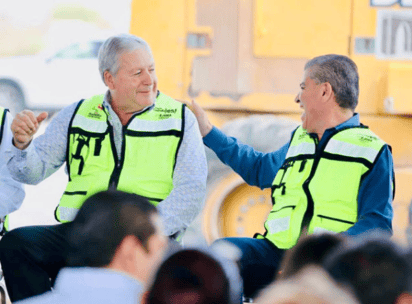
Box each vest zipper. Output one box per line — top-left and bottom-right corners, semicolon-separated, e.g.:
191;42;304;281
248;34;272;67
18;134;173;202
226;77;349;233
301;135;320;230
108;124;125;190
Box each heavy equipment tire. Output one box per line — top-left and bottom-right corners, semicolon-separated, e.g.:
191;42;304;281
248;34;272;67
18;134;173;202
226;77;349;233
0;81;25;116
202;114;299;243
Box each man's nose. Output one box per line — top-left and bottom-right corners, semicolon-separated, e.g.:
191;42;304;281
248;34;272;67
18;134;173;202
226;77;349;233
142;71;153;85
295;94;300;103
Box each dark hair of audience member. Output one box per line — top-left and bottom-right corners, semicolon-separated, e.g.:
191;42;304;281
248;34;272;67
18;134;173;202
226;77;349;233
255;265;360;304
324;234;412;304
66;190;158;267
146;249;230;304
277;232;346;280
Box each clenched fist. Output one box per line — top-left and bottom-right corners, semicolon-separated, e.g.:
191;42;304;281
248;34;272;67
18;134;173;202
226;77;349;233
11;110;48;150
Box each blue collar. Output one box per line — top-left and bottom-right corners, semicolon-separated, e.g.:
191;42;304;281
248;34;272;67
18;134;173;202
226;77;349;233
334;113;360;131
316;113;360;145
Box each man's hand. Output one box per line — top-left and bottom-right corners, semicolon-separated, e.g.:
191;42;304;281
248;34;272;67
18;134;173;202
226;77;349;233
11;110;48;150
177;99;213;137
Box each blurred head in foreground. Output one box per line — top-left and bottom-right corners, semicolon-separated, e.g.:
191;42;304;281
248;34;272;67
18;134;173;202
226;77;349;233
146;249;231;304
256;265;359;304
278;232;346;280
66;190;167;286
324;234;412;304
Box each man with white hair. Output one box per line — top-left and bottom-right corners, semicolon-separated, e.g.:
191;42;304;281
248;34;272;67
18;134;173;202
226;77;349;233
1;34;207;302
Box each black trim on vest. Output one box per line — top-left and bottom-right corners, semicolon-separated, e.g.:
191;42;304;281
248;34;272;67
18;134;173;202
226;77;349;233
271;160;294;198
128;103;154;120
0;108;9;146
259;126;299;239
63;191;87;195
269;205;296;212
301;134;320;230
359;144;395;200
69;127;109;138
321;152;373;169
360;145;384;183
388;143;395;199
107;123;122;190
284;154;315;163
300;125;374;232
259;125;375;241
66;100;85;183
141;196;163;203
173;104;185;172
317;214;355;225
54;206;59;223
269;126;300;207
58;99;86;223
125;130;182;137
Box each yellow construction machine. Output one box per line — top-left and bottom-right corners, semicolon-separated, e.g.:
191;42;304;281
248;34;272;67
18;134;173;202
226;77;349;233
130;0;412;244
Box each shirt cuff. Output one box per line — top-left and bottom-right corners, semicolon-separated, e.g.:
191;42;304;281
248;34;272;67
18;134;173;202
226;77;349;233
203;126;227;149
8;141;32;159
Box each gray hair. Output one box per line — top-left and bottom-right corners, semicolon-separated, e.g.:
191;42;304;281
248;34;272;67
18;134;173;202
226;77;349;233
98;34;152;84
305;54;359;110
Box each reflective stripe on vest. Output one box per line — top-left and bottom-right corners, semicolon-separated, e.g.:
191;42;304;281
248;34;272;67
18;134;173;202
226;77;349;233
56;92;184;222
256;125;386;249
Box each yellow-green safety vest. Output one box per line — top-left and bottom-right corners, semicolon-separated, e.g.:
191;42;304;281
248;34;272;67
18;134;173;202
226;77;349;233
56;92;184;222
0;107;6;146
256;125;387;249
0;107;10;232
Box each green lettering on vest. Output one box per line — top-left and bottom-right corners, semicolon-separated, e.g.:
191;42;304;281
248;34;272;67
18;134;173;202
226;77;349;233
56;93;184;222
256;125;386;249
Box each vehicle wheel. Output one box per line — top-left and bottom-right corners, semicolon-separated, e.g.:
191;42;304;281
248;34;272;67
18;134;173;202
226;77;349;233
202;115;299;243
0;81;25;116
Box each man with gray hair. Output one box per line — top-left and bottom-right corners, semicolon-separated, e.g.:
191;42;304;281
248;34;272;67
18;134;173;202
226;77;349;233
186;54;394;299
0;34;207;302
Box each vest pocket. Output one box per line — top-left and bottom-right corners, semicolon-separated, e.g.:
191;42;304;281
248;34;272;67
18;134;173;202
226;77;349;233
266;206;295;234
284;159;312;188
265;195;306;249
311;214;355;234
272;161;295;196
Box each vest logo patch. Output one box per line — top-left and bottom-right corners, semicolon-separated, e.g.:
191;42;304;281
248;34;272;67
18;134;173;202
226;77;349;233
87;104;104;119
159;114;172;119
154;107;177;114
357;134;377;143
298;131;308;140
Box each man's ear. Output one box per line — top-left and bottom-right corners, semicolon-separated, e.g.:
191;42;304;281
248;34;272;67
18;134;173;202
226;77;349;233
321;82;333;101
104;71;115;90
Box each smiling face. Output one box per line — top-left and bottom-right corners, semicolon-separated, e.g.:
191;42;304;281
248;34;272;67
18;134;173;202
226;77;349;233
295;69;325;133
106;47;158;113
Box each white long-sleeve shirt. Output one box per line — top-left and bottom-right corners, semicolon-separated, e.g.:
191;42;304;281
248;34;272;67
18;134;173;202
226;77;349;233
6;92;207;235
0;111;25;218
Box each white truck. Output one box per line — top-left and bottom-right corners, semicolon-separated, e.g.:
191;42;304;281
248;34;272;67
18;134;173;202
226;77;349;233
0;39;107;115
